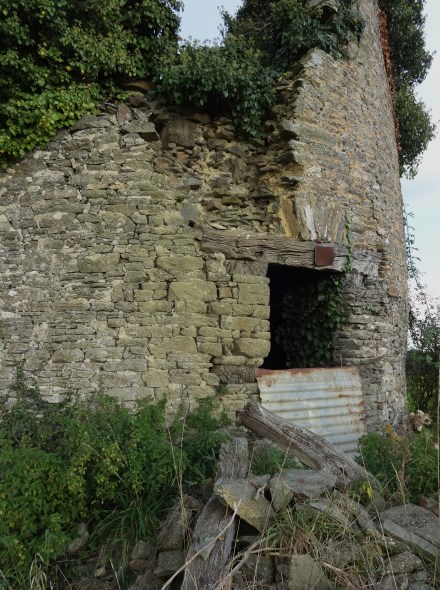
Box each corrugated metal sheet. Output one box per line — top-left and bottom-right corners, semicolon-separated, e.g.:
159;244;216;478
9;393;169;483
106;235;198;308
256;367;366;457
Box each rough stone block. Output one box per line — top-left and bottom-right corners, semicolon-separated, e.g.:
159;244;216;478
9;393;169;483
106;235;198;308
77;253;120;273
149;336;198;355
51;349;84;363
238;283;270;305
169;372;202;386
156;255;204;277
197;342;223;357
121;121;159;142
138;301;173;313
234;338;271;358
141;370;169;387
221;316;262;332
161;118;196;148
169;281;217;302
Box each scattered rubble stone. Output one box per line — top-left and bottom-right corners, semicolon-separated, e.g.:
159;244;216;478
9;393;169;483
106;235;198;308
380;519;438;562
376;574;410;590
419;496;439;517
127;571;162;590
214;479;275;531
380;504;440;548
384;551;424;575
67;522;89;553
154;550;186;579
242;553;274;582
270;469;337;509
131;540;156;561
159;506;192;550
288;554;333;590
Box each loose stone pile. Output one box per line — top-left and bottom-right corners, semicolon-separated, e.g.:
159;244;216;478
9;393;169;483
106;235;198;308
68;436;438;590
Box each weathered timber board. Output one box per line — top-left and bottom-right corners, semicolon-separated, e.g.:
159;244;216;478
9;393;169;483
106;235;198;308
198;227;381;276
181;438;249;590
239;402;377;489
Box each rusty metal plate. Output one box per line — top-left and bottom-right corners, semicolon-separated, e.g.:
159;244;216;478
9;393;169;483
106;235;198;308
315;244;336;267
256;367;366;457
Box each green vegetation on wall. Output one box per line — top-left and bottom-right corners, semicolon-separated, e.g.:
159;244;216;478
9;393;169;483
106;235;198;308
0;0;434;174
0;0;182;163
222;0;363;70
156;0;363;135
155;36;275;137
274;271;351;368
379;0;435;177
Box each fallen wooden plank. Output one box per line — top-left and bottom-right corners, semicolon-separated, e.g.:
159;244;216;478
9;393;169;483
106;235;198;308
181;438;248;590
239;402;377;489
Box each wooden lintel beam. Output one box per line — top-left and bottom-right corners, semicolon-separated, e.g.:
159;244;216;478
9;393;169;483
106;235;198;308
198;227;381;276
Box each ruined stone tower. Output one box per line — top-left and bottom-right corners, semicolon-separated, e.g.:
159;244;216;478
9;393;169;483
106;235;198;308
0;0;408;432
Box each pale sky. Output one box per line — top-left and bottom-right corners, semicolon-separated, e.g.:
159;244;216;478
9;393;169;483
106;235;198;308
180;1;439;300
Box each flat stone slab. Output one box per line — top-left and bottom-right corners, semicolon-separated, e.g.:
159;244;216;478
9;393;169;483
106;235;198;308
384;551;424;575
214;479;275;531
270;469;337;509
380;504;440;548
288;554;333;590
381;519;438;562
121;121;159;141
332;491;378;536
154;550;186;579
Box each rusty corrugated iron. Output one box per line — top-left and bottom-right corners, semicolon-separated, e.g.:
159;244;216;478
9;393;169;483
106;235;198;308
256;367;366;457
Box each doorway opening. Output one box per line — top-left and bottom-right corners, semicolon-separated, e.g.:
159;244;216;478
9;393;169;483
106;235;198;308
262;263;339;370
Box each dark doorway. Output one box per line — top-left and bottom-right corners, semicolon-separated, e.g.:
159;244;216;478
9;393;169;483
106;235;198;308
262;263;336;370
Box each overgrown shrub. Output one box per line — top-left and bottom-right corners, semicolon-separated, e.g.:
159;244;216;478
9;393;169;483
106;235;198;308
0;366;229;588
406;293;440;415
0;0;182;163
222;0;364;71
155;36;274;136
379;0;435;177
357;427;438;503
156;0;362;137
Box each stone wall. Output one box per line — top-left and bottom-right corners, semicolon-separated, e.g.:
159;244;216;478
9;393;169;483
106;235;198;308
0;0;407;427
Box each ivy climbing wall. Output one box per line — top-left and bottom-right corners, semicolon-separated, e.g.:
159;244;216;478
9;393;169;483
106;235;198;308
0;0;407;428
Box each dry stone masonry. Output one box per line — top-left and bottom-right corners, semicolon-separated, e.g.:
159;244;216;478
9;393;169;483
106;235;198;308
0;0;407;428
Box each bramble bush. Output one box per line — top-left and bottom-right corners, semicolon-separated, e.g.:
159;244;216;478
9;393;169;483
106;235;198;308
0;364;229;589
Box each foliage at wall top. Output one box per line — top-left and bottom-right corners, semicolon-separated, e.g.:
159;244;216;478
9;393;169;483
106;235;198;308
0;0;182;164
0;0;435;174
379;0;435;177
